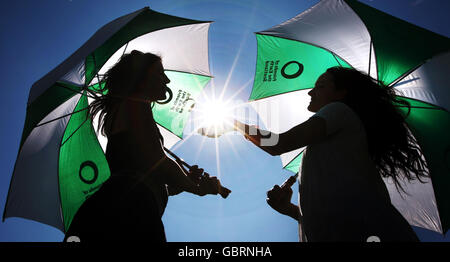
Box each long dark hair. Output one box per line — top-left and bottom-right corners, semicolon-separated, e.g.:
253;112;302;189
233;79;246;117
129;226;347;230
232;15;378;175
89;50;161;137
326;66;429;193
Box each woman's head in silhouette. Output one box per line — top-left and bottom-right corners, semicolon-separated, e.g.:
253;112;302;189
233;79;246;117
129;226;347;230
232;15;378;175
89;50;170;136
309;66;429;192
307;72;346;112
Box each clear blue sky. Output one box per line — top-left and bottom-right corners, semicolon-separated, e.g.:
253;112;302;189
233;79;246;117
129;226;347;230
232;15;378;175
0;0;449;241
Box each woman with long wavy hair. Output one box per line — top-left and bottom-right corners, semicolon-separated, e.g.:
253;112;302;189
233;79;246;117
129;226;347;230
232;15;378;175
233;66;428;241
64;50;224;242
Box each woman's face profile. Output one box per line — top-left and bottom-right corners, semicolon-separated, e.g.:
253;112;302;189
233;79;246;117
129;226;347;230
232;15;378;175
135;61;171;102
307;72;346;112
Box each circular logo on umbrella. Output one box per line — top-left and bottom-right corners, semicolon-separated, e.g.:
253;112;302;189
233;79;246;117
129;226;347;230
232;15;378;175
79;161;98;184
281;61;304;79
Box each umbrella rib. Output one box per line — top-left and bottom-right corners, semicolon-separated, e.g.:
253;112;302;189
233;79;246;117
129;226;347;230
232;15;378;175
35;104;92;127
60;116;90;147
283;148;305;170
55;83;98;99
332;53;343;67
368;40;373;76
249;88;313;102
389;51;450;88
158;122;183;139
164;69;213;78
121;42;129;58
255;33;354;69
92;55;104;95
397;95;449;112
397;105;445;110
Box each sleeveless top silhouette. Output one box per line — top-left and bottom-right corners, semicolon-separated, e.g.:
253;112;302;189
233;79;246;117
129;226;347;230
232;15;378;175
64;102;168;242
105;127;169;216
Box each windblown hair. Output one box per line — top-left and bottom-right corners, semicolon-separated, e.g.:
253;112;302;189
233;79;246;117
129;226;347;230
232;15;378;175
326;66;429;193
89;50;161;137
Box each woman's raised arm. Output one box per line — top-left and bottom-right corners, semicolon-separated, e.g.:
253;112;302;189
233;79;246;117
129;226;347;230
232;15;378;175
234;117;327;156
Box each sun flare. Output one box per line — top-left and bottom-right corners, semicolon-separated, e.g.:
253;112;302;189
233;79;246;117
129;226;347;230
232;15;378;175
191;97;241;139
200;100;232;126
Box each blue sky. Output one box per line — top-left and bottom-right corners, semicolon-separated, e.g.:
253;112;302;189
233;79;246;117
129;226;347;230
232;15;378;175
0;0;449;241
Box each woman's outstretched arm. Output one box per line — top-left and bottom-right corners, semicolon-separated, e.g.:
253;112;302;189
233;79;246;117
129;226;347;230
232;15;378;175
234;117;327;156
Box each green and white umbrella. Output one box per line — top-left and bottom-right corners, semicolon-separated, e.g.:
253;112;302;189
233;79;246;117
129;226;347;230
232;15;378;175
3;7;212;233
248;0;450;234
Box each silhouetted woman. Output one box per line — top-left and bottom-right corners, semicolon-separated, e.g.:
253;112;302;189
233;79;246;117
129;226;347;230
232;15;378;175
64;50;223;242
235;67;427;242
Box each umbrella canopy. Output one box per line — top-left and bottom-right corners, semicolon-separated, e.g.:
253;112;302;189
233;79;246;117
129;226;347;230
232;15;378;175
248;0;450;234
3;7;212;233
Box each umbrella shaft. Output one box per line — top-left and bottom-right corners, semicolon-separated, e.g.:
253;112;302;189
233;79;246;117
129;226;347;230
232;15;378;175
163;147;230;199
163;147;191;169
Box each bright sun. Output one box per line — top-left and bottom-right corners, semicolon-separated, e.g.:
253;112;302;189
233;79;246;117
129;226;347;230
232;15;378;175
195;98;237;138
200;100;230;126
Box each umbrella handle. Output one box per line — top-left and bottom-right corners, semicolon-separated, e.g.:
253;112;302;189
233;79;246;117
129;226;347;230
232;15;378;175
278;173;305;241
281;173;298;189
163;147;231;199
